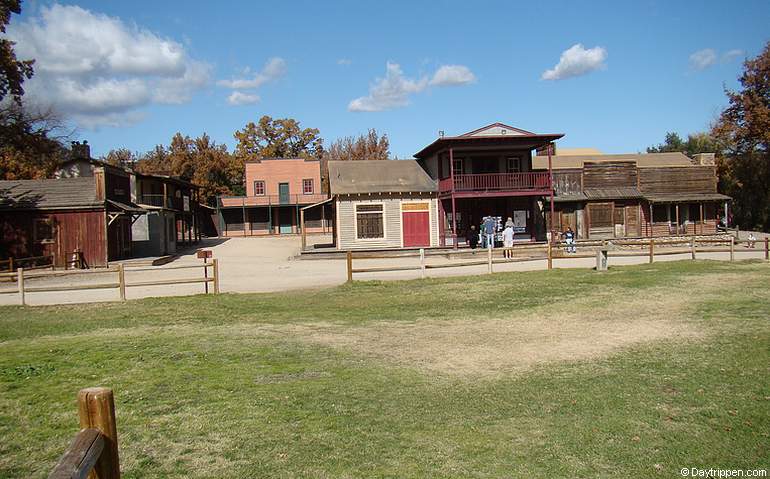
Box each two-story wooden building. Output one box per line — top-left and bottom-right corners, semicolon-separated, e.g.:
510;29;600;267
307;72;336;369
218;157;330;236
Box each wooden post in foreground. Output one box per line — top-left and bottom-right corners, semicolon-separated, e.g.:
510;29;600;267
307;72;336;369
547;241;553;270
212;258;220;294
346;251;353;283
729;236;735;261
487;243;493;274
300;209;306;252
17;267;25;306
118;264;126;301
77;387;120;479
649;239;655;264
690;237;696;260
765;237;769;261
419;248;425;279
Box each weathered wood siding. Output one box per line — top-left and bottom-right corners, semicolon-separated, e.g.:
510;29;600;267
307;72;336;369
638;166;717;193
0;209;108;267
583;162;638;189
336;194;438;250
552;171;582;196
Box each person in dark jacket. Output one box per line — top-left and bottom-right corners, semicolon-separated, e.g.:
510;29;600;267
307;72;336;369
466;225;479;249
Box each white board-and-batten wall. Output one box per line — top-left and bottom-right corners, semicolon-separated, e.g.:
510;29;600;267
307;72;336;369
336;194;439;249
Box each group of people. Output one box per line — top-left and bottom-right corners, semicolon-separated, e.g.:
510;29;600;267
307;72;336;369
465;216;517;258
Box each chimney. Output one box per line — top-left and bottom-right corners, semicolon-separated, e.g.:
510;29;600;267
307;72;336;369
70;140;91;160
692;153;715;166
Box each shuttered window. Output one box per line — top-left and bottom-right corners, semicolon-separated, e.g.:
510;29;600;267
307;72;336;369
356;204;384;239
588;203;613;228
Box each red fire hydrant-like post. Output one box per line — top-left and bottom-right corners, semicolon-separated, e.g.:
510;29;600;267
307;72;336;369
197;250;213;294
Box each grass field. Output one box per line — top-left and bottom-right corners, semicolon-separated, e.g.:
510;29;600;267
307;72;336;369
1;260;768;478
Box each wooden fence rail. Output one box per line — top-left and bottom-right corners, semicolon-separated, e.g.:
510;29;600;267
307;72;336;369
1;259;220;305
49;387;120;479
346;236;769;281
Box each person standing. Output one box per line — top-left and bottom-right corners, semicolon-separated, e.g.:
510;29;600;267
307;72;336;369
564;226;576;253
466;225;479;249
503;223;514;258
483;216;496;249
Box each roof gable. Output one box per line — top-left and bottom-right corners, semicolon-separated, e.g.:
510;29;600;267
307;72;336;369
460;122;536;137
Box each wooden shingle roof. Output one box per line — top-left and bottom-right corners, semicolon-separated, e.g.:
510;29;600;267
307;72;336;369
0;177;101;210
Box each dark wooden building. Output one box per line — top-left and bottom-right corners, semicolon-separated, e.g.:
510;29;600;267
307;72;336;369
0;166;145;267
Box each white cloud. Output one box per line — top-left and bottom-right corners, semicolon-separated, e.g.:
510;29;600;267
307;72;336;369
226;91;260;106
541;44;607;81
348;62;474;112
721;49;745;63
217;57;287;89
430;65;476;86
5;4;211;128
689;48;718;70
337;58;352;66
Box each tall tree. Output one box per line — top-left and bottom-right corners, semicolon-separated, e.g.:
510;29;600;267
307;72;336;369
0;103;68;179
324;129;390;161
234;116;323;160
646;131;718;156
101;148;137;169
0;0;34;104
712;42;770;231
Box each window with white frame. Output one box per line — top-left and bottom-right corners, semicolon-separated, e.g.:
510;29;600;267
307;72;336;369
506;157;521;173
356;204;384;239
452;157;463;176
253;180;265;196
303;178;314;195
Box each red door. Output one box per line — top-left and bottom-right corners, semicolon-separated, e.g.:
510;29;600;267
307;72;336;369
402;203;430;247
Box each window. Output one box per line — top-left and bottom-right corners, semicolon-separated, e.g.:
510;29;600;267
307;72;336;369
303;178;314;195
253;180;265;196
652;204;670;223
356;204;384;239
452;158;463;176
34;218;55;244
506;157;521;173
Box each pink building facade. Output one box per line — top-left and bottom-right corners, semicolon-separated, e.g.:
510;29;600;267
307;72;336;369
218;158;330;236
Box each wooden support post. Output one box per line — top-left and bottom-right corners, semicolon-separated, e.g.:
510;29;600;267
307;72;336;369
487;243;493;274
730;236;734;262
77;387;120;479
9;257;13;272
765;237;769;261
675;204;680;235
300;209;306;251
649;239;654;264
419;248;426;279
118;264;126;301
690;237;696;260
547;241;553;270
346;251;353;282
18;267;25;306
212;258;220;294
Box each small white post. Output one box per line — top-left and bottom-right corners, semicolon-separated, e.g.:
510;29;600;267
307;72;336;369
487;242;493;274
18;267;25;306
419;248;425;279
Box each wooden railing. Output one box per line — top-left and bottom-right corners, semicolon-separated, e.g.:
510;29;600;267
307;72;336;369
345;236;769;280
219;193;328;208
438;172;551;193
0;259;219;306
48;387;120;479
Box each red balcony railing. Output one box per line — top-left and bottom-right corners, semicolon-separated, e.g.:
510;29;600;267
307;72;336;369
439;172;551;193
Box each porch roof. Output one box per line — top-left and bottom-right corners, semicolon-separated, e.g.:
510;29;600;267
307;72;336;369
645;193;731;203
328;160;437;195
414;133;564;159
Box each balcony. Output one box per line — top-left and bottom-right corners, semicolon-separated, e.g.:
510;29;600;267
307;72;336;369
438;172;551;196
220;193;328;208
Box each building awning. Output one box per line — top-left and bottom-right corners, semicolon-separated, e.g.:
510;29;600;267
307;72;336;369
301;196;333;211
584;187;643;200
106;199;147;214
644;193;731;203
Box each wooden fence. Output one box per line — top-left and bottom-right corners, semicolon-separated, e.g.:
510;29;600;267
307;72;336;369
0;259;219;306
48;387;120;479
0;254;54;273
346;236;770;281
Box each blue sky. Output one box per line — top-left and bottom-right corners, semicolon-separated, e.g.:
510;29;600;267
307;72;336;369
7;0;770;158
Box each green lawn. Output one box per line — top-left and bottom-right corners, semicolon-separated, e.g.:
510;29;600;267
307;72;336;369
1;260;768;478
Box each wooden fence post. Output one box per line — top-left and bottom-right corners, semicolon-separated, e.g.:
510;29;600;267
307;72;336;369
212;258;220;294
17;267;25;306
547;241;553;270
690;237;696;260
346;251;353;283
649;239;655;264
730;236;735;262
487;243;493;274
9;257;13;272
419;248;425;279
765;237;769;261
118;264;126;301
77;387;120;479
